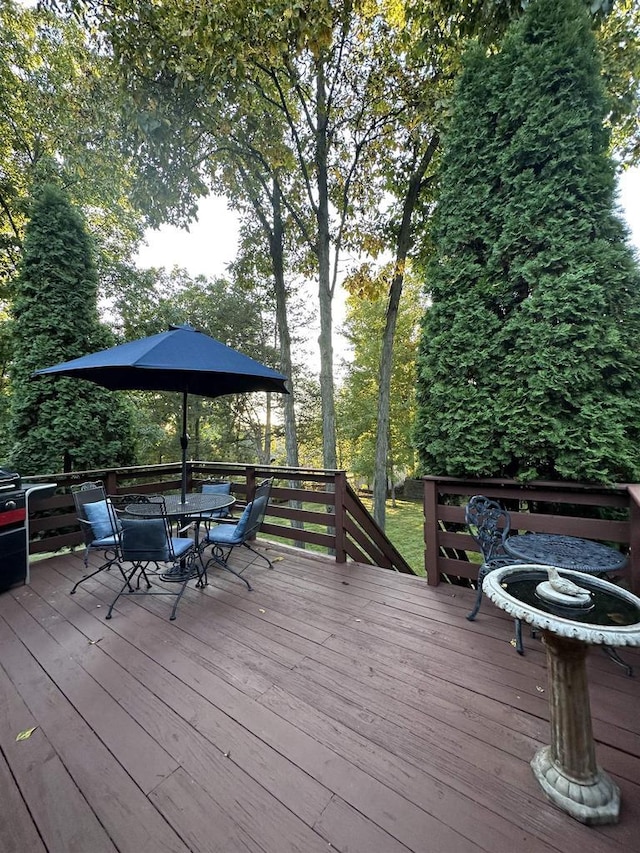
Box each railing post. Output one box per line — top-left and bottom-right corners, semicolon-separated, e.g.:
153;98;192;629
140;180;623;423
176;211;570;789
334;471;347;563
424;477;440;586
627;485;640;596
105;471;118;494
246;467;256;503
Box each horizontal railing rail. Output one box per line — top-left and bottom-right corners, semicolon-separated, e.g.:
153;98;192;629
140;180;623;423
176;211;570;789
422;475;637;594
22;462;412;575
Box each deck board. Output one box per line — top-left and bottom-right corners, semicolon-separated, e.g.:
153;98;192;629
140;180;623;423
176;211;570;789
1;543;639;853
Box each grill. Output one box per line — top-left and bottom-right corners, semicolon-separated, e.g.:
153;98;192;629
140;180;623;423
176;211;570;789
0;469;27;593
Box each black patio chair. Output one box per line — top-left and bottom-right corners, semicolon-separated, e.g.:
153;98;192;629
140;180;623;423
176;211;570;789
106;494;199;621
70;481;125;595
199;477;274;591
184;479;235;539
464;494;525;654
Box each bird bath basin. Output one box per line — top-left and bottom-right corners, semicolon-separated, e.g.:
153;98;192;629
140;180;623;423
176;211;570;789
483;564;640;825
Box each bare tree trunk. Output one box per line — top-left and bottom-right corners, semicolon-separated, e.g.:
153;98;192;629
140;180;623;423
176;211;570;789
261;392;272;464
316;66;337;471
270;180;305;543
270;181;299;468
372;135;439;528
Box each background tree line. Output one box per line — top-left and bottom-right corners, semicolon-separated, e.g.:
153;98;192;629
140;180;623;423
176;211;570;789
2;1;640;521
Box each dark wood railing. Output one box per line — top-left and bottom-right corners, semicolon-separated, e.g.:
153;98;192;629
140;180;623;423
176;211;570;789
422;475;639;595
23;462;412;575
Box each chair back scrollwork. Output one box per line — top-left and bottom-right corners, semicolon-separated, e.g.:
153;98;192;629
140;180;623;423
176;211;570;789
465;495;511;562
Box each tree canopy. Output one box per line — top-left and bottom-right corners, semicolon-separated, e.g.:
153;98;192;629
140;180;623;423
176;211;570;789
0;1;144;294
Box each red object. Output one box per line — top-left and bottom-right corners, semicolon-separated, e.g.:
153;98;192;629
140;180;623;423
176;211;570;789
0;508;26;527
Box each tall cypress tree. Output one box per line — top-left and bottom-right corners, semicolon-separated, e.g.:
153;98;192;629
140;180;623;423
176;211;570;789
9;183;136;474
414;0;640;483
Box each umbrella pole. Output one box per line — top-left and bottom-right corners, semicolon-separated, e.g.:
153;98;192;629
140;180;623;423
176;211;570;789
181;390;188;504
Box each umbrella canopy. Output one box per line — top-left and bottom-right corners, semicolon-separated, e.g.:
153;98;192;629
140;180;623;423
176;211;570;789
34;324;289;501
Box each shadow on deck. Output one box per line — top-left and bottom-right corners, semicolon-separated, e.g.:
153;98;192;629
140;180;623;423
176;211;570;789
1;541;639;853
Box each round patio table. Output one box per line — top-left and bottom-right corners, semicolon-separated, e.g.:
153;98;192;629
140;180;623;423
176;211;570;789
123;493;236;581
503;533;628;575
124;493;235;520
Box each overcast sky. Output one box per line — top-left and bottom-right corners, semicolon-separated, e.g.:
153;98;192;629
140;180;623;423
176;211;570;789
136;166;640;279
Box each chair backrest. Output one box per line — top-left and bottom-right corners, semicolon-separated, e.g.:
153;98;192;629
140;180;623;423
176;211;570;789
118;495;175;563
201;480;232;517
72;481;116;545
465;495;511;562
238;478;273;541
201;481;232;496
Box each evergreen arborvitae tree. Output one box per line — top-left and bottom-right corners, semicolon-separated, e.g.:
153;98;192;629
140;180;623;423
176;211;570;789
9;183;136;475
414;0;640;483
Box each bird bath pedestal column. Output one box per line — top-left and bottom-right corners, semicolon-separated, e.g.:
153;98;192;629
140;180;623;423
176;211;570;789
531;631;619;824
483;564;640;826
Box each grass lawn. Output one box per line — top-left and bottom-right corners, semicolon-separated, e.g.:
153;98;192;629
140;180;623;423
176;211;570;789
363;497;426;577
264;496;426;577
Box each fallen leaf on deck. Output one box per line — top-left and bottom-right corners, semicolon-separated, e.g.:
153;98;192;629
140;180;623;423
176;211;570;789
509;639;517;647
536;685;545;693
16;727;37;742
259;608;266;613
88;638;103;645
271;556;284;563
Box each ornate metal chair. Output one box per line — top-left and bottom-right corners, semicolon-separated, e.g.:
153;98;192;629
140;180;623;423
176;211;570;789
465;495;524;654
199;477;274;590
106;494;198;621
70;481;124;594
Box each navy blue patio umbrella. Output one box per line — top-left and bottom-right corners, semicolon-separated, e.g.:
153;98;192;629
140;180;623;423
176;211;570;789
33;324;289;502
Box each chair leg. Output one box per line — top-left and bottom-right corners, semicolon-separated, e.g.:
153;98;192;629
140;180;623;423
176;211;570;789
243;541;274;570
169;575;193;621
106;559;193;621
71;556;125;595
466;565;490;621
602;646;634;677
205;546;252;591
106;564;140;619
515;619;524;655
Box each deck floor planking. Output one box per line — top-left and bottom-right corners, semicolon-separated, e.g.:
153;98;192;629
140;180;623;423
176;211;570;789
1;542;639;853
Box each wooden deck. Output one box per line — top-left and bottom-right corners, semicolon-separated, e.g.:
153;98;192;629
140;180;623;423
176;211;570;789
1;543;639;853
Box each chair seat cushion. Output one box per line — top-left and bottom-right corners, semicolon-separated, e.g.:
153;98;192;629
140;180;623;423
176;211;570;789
84;500;122;540
171;537;194;559
199;508;230;519
92;534;120;547
205;501;254;546
205;524;243;546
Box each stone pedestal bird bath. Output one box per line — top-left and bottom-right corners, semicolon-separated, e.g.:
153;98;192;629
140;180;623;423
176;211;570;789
483;564;640;826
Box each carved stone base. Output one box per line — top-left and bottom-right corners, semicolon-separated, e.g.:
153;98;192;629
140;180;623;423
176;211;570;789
531;745;620;825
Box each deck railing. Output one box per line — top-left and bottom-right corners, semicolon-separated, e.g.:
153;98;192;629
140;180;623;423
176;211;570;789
422;475;639;594
24;464;637;589
23;462;413;575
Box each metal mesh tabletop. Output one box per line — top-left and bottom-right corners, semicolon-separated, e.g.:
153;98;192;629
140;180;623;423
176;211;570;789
125;493;235;519
504;533;628;574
